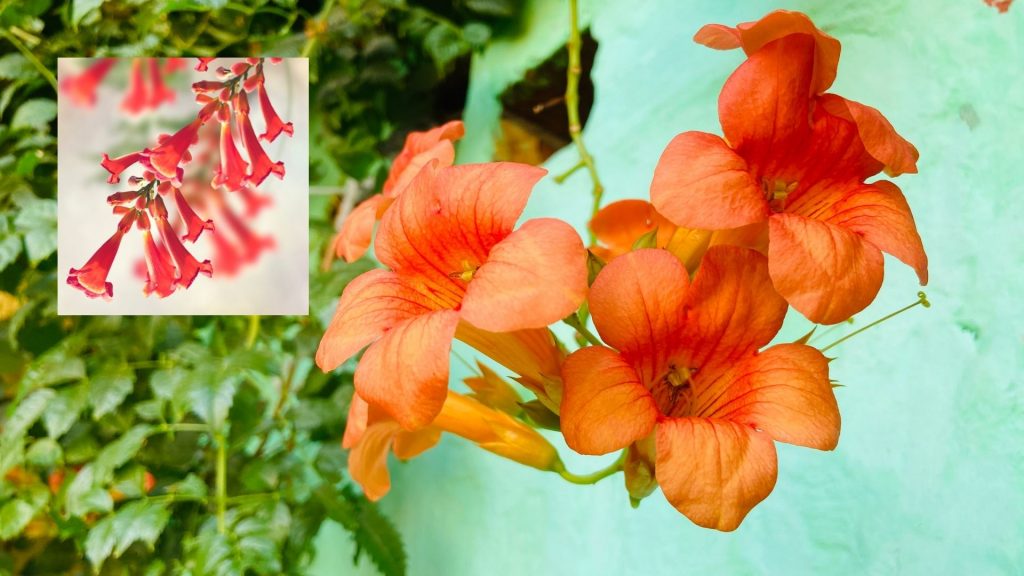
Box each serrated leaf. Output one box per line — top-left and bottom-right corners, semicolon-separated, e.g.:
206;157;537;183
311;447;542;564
0;499;35;539
43;383;88;438
11;99;56;131
189;377;238;428
168;473;208;500
92;425;151;479
350;493;407;576
89;363;135;419
19;338;86;393
65;466;114;518
424;23;467;71
85;500;171;570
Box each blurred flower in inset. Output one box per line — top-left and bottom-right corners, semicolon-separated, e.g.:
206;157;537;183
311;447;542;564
59;58;115;107
984;0;1013;12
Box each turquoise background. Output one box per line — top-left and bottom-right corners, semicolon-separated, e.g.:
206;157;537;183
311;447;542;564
313;1;1024;574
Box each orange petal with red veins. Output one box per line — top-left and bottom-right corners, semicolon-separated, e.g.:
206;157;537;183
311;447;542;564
392;428;442;460
461;218;587;333
680;246;787;374
342;394;370;449
348;421;400;501
354;309;460;430
820;95;919;177
383;120;465;197
589;249;688;384
334;195;385;263
694;344;840;450
695;10;841;95
375;163;547;308
768;213;884;325
656;417;777;531
812;180;928;285
589;200;676;260
650;131;768;230
692;23;742;49
561;346;658;455
316;269;436;372
719;34;815;174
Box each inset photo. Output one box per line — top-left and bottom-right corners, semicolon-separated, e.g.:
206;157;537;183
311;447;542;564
57;57;308;315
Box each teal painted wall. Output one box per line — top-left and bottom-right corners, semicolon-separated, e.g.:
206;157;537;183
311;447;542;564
313;1;1024;574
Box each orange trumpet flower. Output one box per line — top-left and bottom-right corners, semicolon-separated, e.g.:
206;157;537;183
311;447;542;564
344;391;560;501
334;120;465;263
318;162;588;429
650;33;927;324
560;247;840;530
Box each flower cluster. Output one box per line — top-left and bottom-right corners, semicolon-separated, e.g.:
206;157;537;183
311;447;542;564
60;58;187;113
318;11;928;530
66;58;291;300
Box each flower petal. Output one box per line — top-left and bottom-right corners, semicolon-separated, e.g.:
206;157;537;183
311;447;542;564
460;218;587;333
342;393;370;450
334;195;385;263
650;131;768;230
354;309;460;430
719;34;815;177
694;344;840;450
656;417;777;531
792;180;928;285
561;346;658;455
348;420;400;501
820;94;919;177
316;269;437;372
589;249;689;384
392;428;442;460
375;162;547;309
692;23;742;49
383;121;464;198
768;213;884;324
589;199;677;260
680;245;787;374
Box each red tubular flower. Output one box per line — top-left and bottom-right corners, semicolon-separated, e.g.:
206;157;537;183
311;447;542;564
143;99;219;183
171;187;214;242
165;58;187;73
213;120;249;191
650;34;927;324
560;247;841;531
233;94;284;187
150;197;212;288
141;230;178;298
334;120;465;263
121;59;150;114
147;59;176;108
196;57;216;71
317;162;588;430
254;76;293;142
101;151;144;184
237;185;272;217
67;211;136;299
218;195;275;262
60;58;115;107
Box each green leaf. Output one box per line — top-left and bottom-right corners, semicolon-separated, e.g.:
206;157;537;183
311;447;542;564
0;54;32;81
11;99;57;131
85;500;171;571
43;383;88;438
89;363;135;419
424;23;467;71
93;425;151;479
631;227;659;250
0;499;35;540
168;473;208;500
464;0;517;17
320;487;407;576
462;22;492;48
13;191;57;264
72;0;103;24
65;466;114;518
19;338;85;394
518;399;561;431
25;437;63;468
0;231;22;272
189;377;238;427
2;388;55;440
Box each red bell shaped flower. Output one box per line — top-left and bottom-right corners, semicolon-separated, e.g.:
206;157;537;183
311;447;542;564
147;59;176;109
141;230;178;298
317;162;588;430
150;196;212;288
212;120;249;192
650;34;927;324
143;100;219;182
171;187;214;242
101;151;144;184
233;94;284;187
121;59;150;114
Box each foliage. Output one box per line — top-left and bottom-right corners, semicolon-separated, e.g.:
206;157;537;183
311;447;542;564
0;0;520;573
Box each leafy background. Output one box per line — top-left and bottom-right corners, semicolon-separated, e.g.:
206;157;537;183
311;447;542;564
0;0;522;574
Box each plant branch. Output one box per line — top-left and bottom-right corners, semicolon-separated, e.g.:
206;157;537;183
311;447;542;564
1;30;57;92
566;0;603;243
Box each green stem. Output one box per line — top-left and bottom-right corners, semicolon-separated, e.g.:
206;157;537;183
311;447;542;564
245;315;260;349
215;433;227;534
820;291;930;353
1;30;57;92
562;315;602;347
555;450;626;485
566;0;603;244
157;422;209;434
